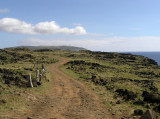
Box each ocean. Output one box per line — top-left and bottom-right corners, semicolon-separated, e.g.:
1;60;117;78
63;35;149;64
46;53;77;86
124;52;160;65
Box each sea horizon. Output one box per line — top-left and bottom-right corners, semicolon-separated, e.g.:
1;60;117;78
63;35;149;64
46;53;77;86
121;51;160;65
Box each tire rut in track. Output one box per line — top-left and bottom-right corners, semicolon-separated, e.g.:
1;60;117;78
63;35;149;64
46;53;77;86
28;58;114;119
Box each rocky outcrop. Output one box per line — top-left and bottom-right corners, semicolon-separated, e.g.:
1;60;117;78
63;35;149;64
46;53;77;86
134;109;143;116
116;89;137;100
140;109;158;119
142;91;160;103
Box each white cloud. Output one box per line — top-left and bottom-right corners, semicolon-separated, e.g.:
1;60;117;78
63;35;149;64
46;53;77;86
0;9;9;13
20;36;160;52
19;37;122;50
0;18;87;35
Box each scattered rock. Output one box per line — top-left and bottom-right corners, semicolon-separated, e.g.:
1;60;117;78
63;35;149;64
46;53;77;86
1;99;7;103
37;82;41;85
134;100;144;105
121;116;126;119
116;89;137;100
132;116;141;119
142;91;160;103
139;109;158;119
27;94;37;101
132;116;137;119
146;104;151;109
91;75;96;79
153;104;160;113
26;116;32;119
134;109;143;116
112;113;115;116
116;100;121;104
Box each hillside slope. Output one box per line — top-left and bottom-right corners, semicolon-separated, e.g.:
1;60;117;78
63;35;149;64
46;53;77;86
62;50;160;117
0;48;160;118
0;49;115;119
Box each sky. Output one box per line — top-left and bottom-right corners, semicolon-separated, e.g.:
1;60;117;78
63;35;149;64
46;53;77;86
0;0;160;51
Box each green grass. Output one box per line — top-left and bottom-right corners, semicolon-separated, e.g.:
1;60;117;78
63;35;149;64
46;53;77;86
61;64;145;116
1;48;160;117
60;65;80;79
0;49;58;117
60;51;160;117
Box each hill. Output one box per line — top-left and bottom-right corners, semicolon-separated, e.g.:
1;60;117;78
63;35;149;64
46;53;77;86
0;48;160;118
6;46;87;51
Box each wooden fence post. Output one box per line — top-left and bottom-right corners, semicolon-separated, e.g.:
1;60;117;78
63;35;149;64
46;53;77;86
28;73;33;88
36;70;41;85
41;64;45;75
42;64;44;70
36;70;39;82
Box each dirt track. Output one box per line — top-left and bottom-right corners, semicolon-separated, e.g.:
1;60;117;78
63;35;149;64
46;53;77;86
24;58;114;119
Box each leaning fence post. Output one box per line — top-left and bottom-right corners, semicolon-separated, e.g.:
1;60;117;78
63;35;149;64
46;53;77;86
41;64;45;75
36;70;39;82
42;64;45;74
28;73;33;88
36;70;41;85
42;64;44;70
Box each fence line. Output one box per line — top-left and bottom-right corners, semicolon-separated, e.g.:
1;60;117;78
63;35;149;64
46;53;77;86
28;64;45;88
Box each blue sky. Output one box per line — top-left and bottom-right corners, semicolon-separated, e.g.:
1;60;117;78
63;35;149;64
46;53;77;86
0;0;160;51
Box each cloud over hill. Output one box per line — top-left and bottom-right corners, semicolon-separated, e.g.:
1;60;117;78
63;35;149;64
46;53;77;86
0;18;87;35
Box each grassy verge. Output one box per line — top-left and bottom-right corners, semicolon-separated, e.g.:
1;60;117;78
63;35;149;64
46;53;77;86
0;63;54;118
61;64;147;117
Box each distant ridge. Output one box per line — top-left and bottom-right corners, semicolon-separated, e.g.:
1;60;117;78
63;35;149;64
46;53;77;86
6;46;87;51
